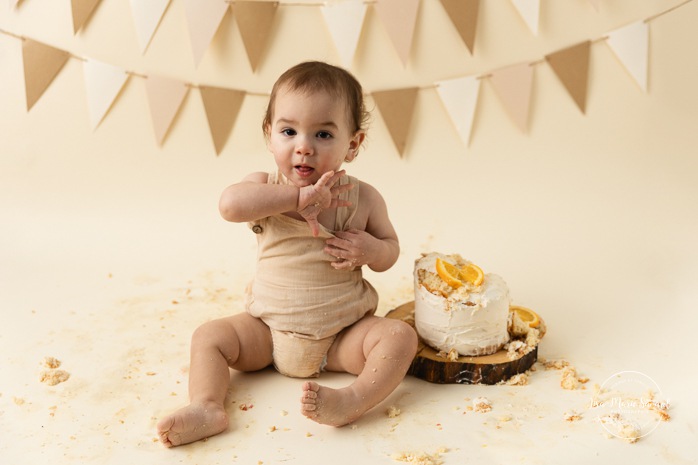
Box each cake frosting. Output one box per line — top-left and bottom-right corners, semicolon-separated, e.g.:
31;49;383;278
414;252;511;357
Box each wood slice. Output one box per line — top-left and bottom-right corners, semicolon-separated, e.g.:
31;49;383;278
386;301;542;385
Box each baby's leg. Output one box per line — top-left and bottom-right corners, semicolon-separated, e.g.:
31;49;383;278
157;313;272;447
300;315;417;426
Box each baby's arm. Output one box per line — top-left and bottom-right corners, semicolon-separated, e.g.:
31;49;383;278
219;171;353;236
325;183;399;272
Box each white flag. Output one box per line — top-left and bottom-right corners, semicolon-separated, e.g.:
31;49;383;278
321;0;367;67
607;21;649;92
82;59;129;129
436;76;480;147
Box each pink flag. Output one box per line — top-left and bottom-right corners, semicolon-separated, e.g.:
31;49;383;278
183;0;229;67
375;0;420;66
144;75;189;146
489;62;534;132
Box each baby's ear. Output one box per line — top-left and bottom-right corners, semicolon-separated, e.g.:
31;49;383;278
346;131;366;161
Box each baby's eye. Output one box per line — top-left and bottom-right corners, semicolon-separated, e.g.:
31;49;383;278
281;128;296;136
316;131;333;139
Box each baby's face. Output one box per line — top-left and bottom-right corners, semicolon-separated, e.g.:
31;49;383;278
267;88;362;188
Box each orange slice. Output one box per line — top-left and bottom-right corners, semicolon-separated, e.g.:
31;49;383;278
460;263;484;286
510;305;540;328
435;258;463;289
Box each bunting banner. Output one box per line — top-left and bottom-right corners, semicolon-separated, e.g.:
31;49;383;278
511;0;540;35
233;1;278;72
144;75;189;146
436;75;481;147
183;0;229;67
489;62;534;132
545;41;591;114
372;87;419;156
129;0;171;54
71;0;103;34
1;0;692;154
606;21;649;92
199;86;245;155
22;38;70;111
321;0;367;68
82;59;129;129
439;0;480;55
375;0;420;66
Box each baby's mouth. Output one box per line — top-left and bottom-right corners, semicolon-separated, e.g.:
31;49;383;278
295;165;315;177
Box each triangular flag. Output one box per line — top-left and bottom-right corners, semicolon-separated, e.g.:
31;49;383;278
489;62;534;132
546;41;591;113
372;87;419;156
199;86;245;155
607;21;648;92
439;0;480;55
22;39;71;111
321;0;367;67
234;1;277;72
510;0;540;35
144;75;189;146
129;0;171;54
436;76;480;147
82;59;129;129
71;0;103;34
183;0;229;67
587;0;600;12
375;0;420;66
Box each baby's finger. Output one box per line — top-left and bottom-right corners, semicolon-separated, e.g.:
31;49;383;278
314;170;335;190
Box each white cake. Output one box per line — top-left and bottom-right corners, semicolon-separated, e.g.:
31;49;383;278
414;252;511;357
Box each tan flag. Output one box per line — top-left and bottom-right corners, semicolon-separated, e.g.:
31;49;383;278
375;0;420;65
372;87;419;156
22;39;70;111
199;86;245;155
546;41;591;113
144;75;189;146
234;1;278;72
183;0;229;66
71;0;103;34
439;0;480;55
489;62;534;132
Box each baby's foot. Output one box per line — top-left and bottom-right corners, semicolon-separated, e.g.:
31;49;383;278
300;381;365;427
156;401;229;447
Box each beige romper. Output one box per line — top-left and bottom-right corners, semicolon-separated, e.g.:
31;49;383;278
245;170;378;378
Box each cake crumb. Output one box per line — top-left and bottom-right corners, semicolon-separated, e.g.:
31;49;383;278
473;397;492;413
599;413;641;443
541;358;570;370
42;357;61;369
392;447;448;464
502;373;528;386
305;432;313;437
40;369;70;386
268;425;277;433
239;403;253;411
560;366;589;390
13;397;25;405
387;406;402;418
280;410;288;416
564;410;583;422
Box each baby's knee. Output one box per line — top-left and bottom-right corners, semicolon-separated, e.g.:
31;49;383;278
385;320;418;353
191;320;227;346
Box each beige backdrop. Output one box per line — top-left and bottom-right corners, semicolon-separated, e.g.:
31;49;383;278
2;1;697;463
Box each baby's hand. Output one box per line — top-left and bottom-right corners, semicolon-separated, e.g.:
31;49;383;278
297;170;354;237
324;229;373;270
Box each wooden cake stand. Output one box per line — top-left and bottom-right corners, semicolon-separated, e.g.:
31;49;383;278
385;301;543;385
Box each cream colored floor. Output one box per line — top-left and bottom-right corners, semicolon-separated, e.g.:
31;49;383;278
2;187;697;464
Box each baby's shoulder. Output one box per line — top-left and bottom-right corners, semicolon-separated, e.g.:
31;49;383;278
242;171;270;184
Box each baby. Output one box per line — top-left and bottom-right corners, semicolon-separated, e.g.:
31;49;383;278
157;61;417;447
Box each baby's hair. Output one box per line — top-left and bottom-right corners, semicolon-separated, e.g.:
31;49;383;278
262;61;370;139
